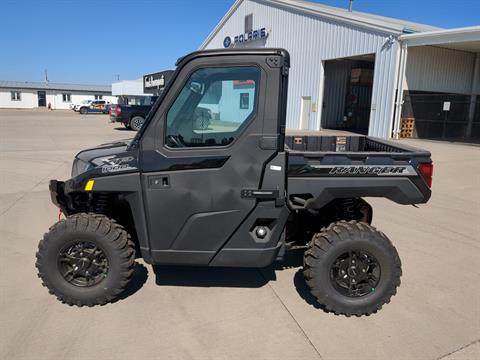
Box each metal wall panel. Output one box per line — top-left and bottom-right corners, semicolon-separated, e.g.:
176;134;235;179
202;0;398;138
369;40;400;137
405;46;476;94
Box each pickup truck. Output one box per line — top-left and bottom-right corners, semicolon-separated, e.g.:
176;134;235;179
110;97;157;131
36;49;433;316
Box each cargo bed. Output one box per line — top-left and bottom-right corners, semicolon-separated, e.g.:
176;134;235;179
284;135;433;209
284;134;428;154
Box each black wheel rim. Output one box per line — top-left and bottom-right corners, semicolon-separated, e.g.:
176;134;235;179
329;250;381;297
57;241;109;287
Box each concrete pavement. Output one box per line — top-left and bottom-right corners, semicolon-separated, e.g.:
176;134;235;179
0;110;479;360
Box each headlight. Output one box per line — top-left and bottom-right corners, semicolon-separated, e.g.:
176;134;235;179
71;158;93;177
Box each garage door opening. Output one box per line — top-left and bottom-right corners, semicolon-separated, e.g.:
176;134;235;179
321;54;375;134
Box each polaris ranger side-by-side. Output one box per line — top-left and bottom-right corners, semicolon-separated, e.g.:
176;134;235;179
36;49;433;316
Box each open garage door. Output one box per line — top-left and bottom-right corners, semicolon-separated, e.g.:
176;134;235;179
321;54;375;134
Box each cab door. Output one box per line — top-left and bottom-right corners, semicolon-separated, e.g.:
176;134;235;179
139;52;288;265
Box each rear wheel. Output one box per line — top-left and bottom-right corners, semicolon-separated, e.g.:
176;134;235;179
130;116;145;131
36;213;135;306
303;220;401;316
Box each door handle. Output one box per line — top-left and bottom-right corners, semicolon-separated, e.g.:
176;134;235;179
241;189;279;199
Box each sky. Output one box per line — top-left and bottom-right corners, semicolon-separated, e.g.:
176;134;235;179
1;0;479;85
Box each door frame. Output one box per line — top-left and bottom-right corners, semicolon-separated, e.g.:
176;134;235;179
316;60;325;130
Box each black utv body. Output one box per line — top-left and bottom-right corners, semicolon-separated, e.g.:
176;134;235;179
36;49;433;316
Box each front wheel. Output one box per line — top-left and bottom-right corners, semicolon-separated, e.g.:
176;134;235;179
303;220;401;316
36;213;135;306
79;107;88;115
130;116;145;131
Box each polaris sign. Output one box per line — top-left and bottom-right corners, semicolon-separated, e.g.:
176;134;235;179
223;28;268;48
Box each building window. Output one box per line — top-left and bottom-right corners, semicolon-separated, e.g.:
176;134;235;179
62;93;71;102
245;14;253;33
240;93;250;109
11;91;21;101
94;95;103;100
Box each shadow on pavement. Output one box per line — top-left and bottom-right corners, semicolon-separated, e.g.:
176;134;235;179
151;248;305;289
116;262;149;301
271;248;325;309
123;248;323;310
113;127;132;131
293;270;325;310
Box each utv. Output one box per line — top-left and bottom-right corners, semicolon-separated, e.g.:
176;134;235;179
36;49;433;316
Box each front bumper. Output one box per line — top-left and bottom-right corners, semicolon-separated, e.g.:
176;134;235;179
49;180;68;213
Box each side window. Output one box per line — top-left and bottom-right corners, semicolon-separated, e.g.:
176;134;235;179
165;66;259;148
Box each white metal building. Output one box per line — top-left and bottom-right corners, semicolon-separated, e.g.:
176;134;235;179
112;79;146;97
112;79;159;106
201;0;480;139
0;81;116;110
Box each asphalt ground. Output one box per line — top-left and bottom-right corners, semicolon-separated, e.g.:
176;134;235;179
0;109;479;360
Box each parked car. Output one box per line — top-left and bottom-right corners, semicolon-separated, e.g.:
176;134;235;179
72;100;93;112
110;97;157;131
78;100;112;115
